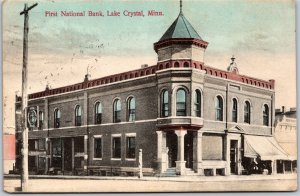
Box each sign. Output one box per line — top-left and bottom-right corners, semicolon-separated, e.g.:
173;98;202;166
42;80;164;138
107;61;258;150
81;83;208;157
27;106;38;128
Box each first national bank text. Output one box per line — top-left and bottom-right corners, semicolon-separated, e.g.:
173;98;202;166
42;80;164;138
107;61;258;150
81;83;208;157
45;10;164;17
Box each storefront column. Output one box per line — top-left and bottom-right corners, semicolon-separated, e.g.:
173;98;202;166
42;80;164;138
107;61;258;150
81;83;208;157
196;131;203;175
272;160;277;175
291;161;293;173
156;131;167;173
84;135;88;174
45;138;49;175
175;130;187;175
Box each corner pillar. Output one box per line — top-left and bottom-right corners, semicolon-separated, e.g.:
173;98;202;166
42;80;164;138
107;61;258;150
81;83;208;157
175;130;187;175
196;131;204;175
156;131;167;173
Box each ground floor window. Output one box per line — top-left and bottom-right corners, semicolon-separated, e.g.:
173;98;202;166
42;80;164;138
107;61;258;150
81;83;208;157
202;134;224;160
112;137;121;158
126;136;136;159
94;137;102;158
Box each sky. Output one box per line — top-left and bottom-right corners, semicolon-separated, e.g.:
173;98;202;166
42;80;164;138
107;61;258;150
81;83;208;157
2;0;296;133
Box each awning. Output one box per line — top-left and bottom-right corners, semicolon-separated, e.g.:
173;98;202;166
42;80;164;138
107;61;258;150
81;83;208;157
244;135;290;161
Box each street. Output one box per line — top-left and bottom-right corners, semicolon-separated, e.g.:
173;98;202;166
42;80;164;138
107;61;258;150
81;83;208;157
3;174;297;193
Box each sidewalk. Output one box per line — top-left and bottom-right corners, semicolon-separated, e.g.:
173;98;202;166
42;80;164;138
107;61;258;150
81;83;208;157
4;173;297;182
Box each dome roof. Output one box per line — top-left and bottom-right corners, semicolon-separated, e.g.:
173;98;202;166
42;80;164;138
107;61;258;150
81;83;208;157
159;12;202;41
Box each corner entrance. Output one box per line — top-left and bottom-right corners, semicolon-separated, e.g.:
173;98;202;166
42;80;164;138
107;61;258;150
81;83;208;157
166;132;177;168
184;132;194;169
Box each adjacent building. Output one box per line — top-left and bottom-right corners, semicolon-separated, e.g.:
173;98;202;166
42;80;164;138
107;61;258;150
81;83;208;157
15;7;292;176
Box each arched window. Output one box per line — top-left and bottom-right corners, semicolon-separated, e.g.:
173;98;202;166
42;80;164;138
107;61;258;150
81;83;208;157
161;90;169;117
95;102;102;124
244;101;251;124
54;109;61;128
176;89;186;116
174;62;180;67
215;96;223;121
75;105;82;126
127;97;136;122
232;98;238;122
263;104;269;126
194;90;201;117
113;99;121;123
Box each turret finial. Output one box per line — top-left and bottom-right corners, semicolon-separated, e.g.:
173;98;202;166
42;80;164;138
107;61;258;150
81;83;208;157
180;0;182;13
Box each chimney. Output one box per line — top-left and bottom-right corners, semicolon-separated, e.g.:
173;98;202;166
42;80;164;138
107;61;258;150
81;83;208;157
282;106;285;113
141;64;148;69
290;107;296;112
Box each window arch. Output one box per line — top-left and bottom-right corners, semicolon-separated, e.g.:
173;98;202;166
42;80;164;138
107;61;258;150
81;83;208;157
54;109;61;128
263;104;269;126
127;97;136;122
193;90;201;117
161;90;169;117
174;62;180;67
215;96;223;121
95;102;102;124
232;98;238;123
113;99;121;123
176;89;186;116
244;101;251;124
75;105;82;126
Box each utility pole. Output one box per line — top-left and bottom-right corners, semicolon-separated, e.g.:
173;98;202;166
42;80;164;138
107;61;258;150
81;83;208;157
20;2;38;192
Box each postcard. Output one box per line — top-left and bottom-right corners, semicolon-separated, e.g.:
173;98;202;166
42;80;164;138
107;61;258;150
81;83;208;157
2;0;297;193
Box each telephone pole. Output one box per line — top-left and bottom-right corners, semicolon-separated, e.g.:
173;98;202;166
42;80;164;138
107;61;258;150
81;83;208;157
20;2;38;192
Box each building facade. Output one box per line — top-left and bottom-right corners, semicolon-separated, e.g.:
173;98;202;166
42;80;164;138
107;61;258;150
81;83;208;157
274;107;297;173
15;8;290;177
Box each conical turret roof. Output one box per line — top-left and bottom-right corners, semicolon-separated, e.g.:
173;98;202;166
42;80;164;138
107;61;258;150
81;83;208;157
159;12;202;41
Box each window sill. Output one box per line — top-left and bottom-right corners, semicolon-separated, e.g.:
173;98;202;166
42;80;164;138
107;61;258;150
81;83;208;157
125;158;136;161
93;158;102;161
111;158;121;161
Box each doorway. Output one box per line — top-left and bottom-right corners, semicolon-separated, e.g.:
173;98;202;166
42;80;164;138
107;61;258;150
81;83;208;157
166;132;177;168
230;140;238;174
184;132;194;169
63;138;73;172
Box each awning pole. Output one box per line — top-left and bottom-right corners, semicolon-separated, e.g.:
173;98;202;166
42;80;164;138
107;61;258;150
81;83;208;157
283;161;285;174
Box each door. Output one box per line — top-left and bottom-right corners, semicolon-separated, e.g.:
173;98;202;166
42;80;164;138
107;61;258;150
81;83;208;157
230;140;238;174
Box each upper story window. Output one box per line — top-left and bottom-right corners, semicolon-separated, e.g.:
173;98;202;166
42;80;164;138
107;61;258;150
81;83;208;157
39;111;44;130
161;90;169;117
176;89;186;116
95;102;102;124
54;109;61;128
263;104;269;126
244;101;251;124
232;98;238;123
75;105;82;126
215;96;223;121
127;97;136;122
113;99;121;123
193;90;201;117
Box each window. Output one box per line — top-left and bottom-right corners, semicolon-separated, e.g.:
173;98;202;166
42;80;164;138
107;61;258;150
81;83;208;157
54;109;61;128
161;90;169;117
244;101;251;124
232;98;238;122
126;136;136;159
215;96;223;121
39;111;44;130
112;137;121;158
263;104;269;126
29;139;37;151
75;105;82;126
113;99;121;123
94;137;102;158
127;97;136;121
95;102;102;124
38;139;46;150
194;90;201;117
176;89;186;116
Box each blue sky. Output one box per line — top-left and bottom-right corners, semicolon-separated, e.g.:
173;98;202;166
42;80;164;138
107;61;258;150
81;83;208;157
2;0;296;132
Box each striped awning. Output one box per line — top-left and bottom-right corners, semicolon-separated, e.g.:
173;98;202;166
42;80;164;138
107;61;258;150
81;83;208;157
244;135;291;161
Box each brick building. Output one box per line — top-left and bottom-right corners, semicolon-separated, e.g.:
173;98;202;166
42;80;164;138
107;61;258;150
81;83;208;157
15;7;291;176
